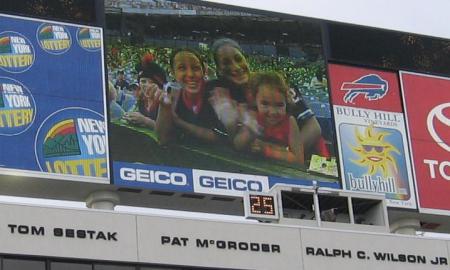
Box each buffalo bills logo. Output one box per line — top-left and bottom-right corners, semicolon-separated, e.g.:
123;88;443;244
340;74;388;103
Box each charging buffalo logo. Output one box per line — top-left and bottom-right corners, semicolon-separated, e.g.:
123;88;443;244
351;125;399;177
35;108;108;178
37;24;71;54
77;27;101;52
0;32;35;73
341;124;410;200
341;74;388;103
0;77;36;136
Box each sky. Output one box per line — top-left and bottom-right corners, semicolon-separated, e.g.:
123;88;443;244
205;0;450;39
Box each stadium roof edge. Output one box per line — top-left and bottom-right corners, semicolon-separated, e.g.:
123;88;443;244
202;0;450;40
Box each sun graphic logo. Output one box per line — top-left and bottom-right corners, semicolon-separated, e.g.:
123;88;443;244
76;27;102;52
350;125;400;177
0;31;35;73
0;77;36;136
37;24;72;54
35;108;108;178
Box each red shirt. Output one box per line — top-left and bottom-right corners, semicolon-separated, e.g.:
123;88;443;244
257;114;290;146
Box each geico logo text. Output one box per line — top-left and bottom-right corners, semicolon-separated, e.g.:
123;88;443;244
199;176;262;191
120;168;187;185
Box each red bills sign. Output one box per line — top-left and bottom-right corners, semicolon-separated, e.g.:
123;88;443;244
329;64;402;112
401;72;450;214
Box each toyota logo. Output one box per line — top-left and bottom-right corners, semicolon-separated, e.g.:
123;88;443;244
427;103;450;152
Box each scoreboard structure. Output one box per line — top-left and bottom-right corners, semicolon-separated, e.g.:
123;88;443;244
0;201;447;270
0;0;449;268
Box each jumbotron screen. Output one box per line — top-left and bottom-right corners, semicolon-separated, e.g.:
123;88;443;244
105;0;339;196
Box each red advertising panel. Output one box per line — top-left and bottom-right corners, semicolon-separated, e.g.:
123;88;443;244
330;64;416;208
329;64;402;112
401;72;450;214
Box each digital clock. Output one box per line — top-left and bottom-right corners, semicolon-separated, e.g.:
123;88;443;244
244;193;279;221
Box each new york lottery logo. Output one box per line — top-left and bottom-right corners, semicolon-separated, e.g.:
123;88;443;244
35;108;108;178
0;77;36;136
37;24;72;54
0;31;35;73
77;27;102;52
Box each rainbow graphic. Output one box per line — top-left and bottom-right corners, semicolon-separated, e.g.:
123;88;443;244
38;26;54;39
0;36;11;54
78;28;91;39
43;119;81;158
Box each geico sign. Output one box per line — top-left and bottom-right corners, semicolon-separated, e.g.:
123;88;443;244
120;167;187;185
427;103;450;152
199;176;263;192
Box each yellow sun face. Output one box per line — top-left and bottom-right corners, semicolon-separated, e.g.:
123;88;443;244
350;125;400;177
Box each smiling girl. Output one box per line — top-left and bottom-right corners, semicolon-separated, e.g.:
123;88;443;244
156;49;226;144
234;71;305;165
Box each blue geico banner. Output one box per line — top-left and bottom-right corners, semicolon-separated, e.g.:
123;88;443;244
113;162;340;195
114;162;193;192
0;14;108;182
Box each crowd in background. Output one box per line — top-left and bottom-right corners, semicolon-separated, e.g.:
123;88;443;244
108;38;331;165
107;41;330;109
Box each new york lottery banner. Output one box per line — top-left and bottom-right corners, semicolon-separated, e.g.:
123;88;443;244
329;64;416;208
0;14;108;183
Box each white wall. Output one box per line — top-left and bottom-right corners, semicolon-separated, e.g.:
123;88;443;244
2;202;450;270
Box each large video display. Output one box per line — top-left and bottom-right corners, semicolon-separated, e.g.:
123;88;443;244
106;1;339;195
0;14;108;182
401;72;450;214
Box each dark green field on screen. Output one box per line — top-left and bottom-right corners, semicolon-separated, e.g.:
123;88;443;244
110;122;337;183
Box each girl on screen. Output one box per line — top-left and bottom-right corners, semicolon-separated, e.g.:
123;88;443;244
208;38;322;159
207;38;251;136
234;71;304;165
156;49;226;145
123;53;167;129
